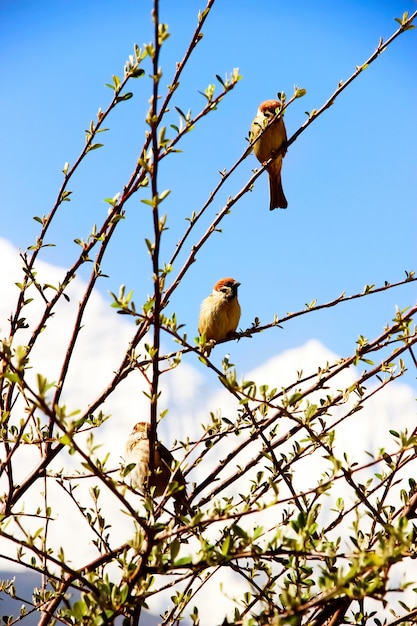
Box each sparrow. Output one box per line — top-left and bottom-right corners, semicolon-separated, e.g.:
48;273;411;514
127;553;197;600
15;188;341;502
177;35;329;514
250;99;288;210
124;421;189;515
198;278;241;354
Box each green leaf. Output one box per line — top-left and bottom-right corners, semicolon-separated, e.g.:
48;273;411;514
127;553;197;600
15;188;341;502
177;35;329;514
294;86;307;98
221;535;231;556
232;525;248;540
170;540;180;562
130;68;145;78
287;392;303;406
72;600;87;620
87;143;104;152
159;189;171;202
305;299;317;310
174;556;192;566
305;403;318;420
116;92;133;102
60;190;72;202
60;434;72;446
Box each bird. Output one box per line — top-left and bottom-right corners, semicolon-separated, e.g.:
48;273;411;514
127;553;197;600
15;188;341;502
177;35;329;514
250;99;288;210
198;277;241;354
124;421;189;515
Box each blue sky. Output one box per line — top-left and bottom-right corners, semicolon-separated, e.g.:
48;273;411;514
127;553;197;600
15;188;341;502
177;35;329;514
1;0;416;380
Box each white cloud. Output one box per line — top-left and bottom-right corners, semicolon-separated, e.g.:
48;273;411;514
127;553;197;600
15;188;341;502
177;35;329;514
0;238;416;624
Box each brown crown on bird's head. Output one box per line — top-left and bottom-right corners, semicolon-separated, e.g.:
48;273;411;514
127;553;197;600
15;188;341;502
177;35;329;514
213;277;240;299
259;99;283;115
131;421;149;436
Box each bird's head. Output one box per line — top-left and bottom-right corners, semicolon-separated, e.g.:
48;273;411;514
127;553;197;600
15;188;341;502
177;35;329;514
131;422;150;437
259;99;283;117
213;277;240;300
